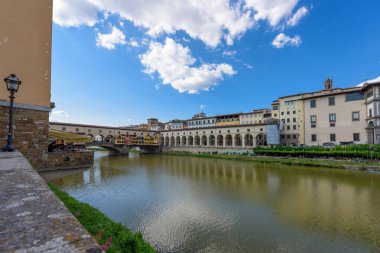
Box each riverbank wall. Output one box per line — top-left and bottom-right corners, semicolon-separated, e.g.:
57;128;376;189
38;151;94;172
0;150;101;252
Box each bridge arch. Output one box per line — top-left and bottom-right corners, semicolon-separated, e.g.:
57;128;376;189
94;134;104;142
194;135;200;146
244;134;253;147
217;135;223;147
209;135;215;146
256;133;266;146
87;134;94;141
201;135;207;146
188;136;194;146
226;134;233;147
235;134;242;147
105;134;114;142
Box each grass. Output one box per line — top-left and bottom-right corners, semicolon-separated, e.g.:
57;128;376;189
48;183;155;253
163;152;380;170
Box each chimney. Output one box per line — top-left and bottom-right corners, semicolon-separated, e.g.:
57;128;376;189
324;78;332;90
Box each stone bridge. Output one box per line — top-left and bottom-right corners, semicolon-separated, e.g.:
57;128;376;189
88;141;160;154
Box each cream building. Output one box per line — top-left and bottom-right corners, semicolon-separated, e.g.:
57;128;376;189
0;0;52;169
277;94;304;146
303;80;367;145
361;78;380;144
239;109;272;125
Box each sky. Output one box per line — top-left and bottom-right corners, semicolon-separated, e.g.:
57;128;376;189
50;0;380;126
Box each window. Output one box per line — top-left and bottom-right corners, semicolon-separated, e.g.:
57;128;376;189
260;128;263;131
118;131;120;134
293;125;296;130
287;111;290;115
62;127;66;131
247;129;250;132
227;130;230;133
330;134;336;142
281;112;284;115
369;109;373;118
281;135;285;139
285;100;295;105
346;91;364;101
88;129;91;132
274;113;277;117
310;100;316;108
287;125;290;130
352;111;360;121
293;135;297;139
293;118;296;122
367;90;374;98
287;135;291;139
353;133;360;141
311;134;317;142
329;114;336;122
287;118;290;123
109;130;112;133
273;105;278;110
310;115;317;124
293;110;296;114
76;128;79;132
328;97;335;106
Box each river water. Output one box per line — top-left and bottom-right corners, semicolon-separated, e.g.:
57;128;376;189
44;152;380;253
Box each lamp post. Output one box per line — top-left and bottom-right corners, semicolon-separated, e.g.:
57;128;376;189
2;74;22;152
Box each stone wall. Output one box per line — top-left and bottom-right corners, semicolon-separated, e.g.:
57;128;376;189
39;151;94;172
0;105;49;169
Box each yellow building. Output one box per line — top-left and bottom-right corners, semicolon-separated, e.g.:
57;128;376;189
0;0;53;168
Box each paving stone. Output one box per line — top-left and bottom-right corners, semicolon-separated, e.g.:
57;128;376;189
0;151;102;252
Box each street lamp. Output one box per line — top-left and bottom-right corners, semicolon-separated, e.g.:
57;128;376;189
2;74;22;152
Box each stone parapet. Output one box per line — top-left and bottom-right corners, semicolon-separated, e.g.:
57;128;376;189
0;150;101;252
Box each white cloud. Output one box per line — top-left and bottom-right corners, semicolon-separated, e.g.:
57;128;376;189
129;38;139;47
139;38;235;94
245;0;299;26
223;50;236;56
54;0;254;47
272;33;301;48
52;110;68;116
53;0;98;27
96;26;126;50
286;6;308;27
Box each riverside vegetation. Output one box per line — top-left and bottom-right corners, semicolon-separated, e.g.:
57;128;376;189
49;183;155;253
165;144;380;170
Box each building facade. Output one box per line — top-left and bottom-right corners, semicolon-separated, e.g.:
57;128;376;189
361;79;380;144
0;0;53;169
303;86;367;145
239;109;272;125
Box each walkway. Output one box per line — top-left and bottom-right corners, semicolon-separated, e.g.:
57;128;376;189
0;151;101;252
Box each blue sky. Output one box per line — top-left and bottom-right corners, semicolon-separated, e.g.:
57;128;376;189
51;0;380;126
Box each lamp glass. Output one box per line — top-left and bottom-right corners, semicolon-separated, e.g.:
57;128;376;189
7;81;19;92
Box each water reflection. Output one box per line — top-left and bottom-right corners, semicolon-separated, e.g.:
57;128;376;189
48;152;380;253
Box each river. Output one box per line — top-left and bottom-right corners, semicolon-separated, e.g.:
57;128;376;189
42;151;380;253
